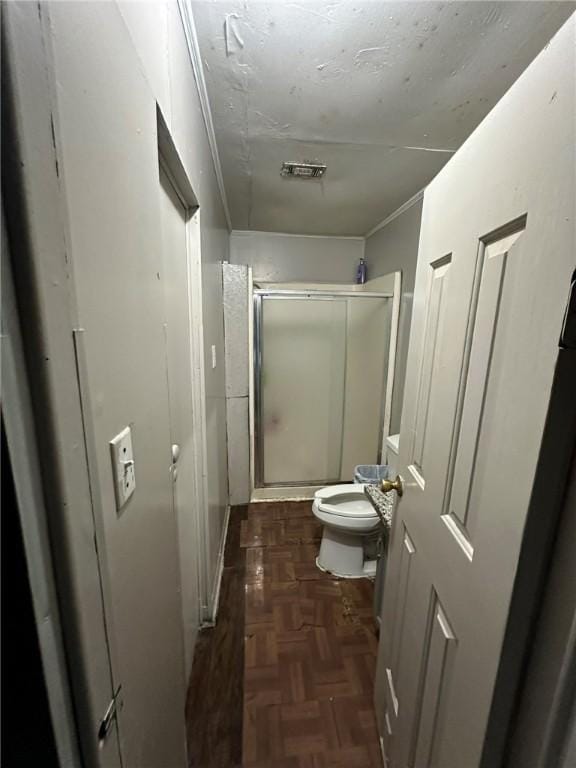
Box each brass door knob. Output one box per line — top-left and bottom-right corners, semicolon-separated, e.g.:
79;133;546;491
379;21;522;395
381;475;403;497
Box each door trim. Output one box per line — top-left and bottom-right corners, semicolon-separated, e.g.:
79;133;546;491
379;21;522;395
157;111;211;621
2;211;82;768
487;346;576;768
379;270;402;458
185;206;212;621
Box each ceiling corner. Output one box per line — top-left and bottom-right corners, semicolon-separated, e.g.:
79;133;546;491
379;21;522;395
177;0;232;231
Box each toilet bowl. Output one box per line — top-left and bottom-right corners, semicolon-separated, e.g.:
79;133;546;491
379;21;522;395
312;484;380;578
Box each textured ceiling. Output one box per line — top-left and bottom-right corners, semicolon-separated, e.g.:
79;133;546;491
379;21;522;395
192;1;572;235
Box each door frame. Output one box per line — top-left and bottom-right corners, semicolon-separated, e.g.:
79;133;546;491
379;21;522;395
379;271;402;457
157;111;211;621
2;209;82;767
495;343;576;768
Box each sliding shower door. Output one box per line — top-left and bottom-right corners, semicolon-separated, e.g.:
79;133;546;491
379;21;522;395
254;291;391;488
256;295;347;486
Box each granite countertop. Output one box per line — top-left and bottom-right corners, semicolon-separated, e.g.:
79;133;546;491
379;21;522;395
364;484;394;530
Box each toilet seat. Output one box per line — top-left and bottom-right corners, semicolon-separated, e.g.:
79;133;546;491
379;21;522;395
314;483;366;500
314;484;378;519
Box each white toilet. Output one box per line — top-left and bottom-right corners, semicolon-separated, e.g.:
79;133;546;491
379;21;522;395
312;483;380;578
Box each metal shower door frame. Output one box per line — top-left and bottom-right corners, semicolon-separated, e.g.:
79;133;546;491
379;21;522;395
253;289;392;489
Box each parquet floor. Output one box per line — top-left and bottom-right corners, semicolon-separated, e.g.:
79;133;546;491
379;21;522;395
187;500;382;768
187;505;247;767
242;501;381;768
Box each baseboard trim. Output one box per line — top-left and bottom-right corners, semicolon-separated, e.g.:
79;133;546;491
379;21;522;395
205;504;231;625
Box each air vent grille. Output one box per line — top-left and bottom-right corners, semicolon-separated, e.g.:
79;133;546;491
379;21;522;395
281;161;327;179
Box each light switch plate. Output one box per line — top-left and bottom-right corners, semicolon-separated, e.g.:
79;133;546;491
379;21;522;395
110;426;136;510
211;344;217;369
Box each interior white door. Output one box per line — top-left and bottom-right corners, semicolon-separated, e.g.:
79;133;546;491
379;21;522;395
159;166;200;682
375;18;575;768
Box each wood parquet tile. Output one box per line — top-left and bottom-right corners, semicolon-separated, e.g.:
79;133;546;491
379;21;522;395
240;517;323;549
242;501;382;768
247;501;313;521
186;500;382;767
186;505;248;768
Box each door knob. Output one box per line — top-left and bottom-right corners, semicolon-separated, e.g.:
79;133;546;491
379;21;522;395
171;444;180;464
381;475;403;497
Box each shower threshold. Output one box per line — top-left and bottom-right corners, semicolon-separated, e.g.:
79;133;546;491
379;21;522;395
251;485;324;502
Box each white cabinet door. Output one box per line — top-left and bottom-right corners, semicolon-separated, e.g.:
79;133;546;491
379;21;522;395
376;17;575;768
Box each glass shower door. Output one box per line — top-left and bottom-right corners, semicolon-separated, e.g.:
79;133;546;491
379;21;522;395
257;295;347;486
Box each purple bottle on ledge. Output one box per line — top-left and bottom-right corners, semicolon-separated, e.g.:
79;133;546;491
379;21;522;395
356;257;367;284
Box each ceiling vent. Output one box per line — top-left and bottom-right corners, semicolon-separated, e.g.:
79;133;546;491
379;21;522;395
281;161;327;179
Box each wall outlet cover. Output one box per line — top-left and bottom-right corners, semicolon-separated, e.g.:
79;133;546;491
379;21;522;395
110;426;136;511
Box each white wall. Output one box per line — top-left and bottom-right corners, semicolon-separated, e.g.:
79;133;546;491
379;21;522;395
16;2;229;765
118;1;229;602
364;198;423;434
230;230;364;283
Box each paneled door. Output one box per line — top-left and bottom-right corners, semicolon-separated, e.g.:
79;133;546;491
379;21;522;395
375;18;575;768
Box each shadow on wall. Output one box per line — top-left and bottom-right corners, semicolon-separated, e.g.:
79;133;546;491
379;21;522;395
230;230;365;284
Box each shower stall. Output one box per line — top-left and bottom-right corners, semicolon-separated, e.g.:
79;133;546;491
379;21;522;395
253;288;394;489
